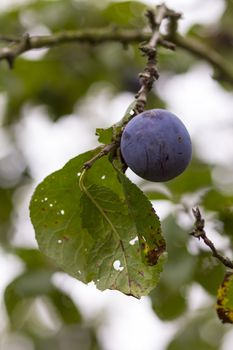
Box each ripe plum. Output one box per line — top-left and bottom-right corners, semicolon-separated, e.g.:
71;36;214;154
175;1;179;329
120;109;192;182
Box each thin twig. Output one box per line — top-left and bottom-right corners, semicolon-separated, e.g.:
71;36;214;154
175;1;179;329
134;4;172;114
0;35;20;43
82;142;116;170
191;207;233;269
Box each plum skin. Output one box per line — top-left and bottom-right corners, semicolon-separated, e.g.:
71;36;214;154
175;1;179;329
120;109;192;182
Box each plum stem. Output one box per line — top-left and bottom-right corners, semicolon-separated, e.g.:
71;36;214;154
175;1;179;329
191;207;233;269
82;143;116;170
134;4;174;114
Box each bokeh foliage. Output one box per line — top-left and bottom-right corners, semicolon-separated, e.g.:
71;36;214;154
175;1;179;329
0;0;233;349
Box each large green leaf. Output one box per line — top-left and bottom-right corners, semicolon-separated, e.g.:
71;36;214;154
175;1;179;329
30;148;166;298
118;171;166;266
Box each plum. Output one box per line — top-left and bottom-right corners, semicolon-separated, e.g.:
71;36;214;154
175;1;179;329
120;109;192;182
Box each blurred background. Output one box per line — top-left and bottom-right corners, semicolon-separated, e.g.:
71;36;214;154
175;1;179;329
0;0;233;349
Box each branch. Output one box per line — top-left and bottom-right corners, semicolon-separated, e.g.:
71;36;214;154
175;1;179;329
0;33;31;68
172;34;233;85
134;4;170;113
0;28;149;68
0;35;20;43
190;207;233;269
0;22;232;84
82;142;116;169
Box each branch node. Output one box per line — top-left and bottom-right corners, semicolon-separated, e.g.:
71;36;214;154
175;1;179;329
191;207;233;269
145;9;157;30
159;38;176;50
24;33;32;49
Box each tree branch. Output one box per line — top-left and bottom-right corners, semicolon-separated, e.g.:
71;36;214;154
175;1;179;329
172;34;233;84
0;24;232;84
134;4;172;113
190;207;233;269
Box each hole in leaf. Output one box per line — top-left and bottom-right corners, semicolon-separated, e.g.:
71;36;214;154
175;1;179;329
77;172;81;177
129;237;138;245
57;239;63;244
49;203;53;207
113;260;124;271
101;175;106;180
60;210;65;215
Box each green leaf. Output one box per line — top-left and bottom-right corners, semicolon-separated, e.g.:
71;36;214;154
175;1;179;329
117;170;166;266
112;100;138;141
194;252;225;296
30;148;166;298
0;187;13;243
5;270;82;328
102;1;147;27
14;248;56;272
0;187;13;222
167;310;224;350
150;280;187;321
4;270;53;327
216;272;233;324
166;158;213;199
49;288;82;324
95;127;113;144
202;189;233;239
150;215;195;320
30;148;100;284
158;48;197;75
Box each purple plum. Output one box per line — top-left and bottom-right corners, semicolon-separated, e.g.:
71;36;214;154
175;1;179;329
120;109;192;182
